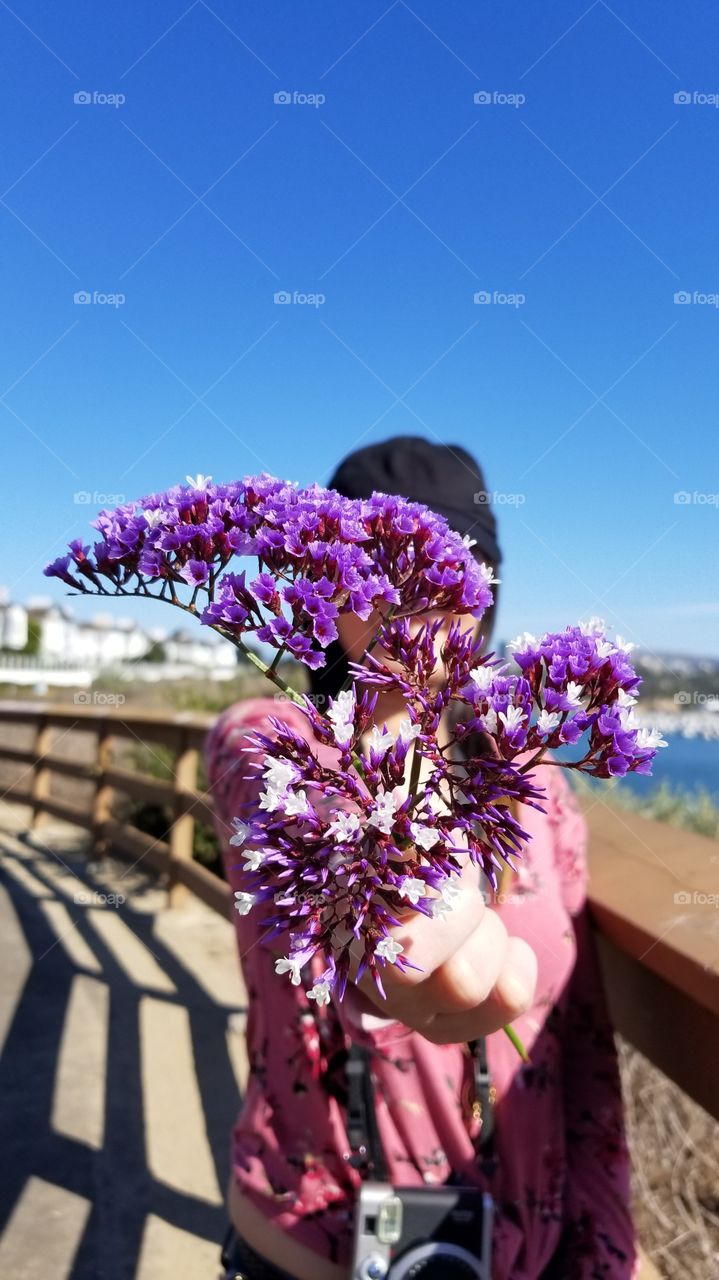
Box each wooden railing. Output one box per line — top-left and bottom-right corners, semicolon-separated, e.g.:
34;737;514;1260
1;701;717;1122
0;701;229;916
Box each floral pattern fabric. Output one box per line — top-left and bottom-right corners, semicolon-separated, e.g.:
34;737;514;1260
204;697;639;1279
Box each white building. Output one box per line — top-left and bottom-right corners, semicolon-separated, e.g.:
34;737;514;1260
0;601;29;651
164;628;238;671
0;590;238;673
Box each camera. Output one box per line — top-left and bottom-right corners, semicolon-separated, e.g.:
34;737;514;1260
351;1181;493;1279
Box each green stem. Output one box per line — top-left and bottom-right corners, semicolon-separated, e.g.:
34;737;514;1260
238;643;306;705
502;1023;528;1061
269;643;286;673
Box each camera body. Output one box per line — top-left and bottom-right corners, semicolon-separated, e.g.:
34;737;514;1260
351;1181;493;1279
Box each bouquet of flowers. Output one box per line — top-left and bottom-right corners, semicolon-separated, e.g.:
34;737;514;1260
46;472;665;1032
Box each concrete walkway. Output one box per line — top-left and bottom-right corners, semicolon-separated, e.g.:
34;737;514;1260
0;806;669;1280
0;807;248;1280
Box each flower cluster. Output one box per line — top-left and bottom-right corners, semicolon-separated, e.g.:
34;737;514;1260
230;689;545;1003
45;476;667;1008
505;620;665;776
228;614;666;1003
45;473;493;670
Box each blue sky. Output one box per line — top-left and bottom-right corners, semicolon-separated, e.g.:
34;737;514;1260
2;0;718;656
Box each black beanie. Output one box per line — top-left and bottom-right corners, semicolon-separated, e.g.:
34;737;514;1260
328;435;502;569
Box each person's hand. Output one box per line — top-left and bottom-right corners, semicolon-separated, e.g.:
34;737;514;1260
351;855;537;1045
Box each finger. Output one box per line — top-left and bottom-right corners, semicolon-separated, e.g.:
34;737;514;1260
375;859;485;991
420;936;538;1045
420;908;509;1017
364;909;509;1027
352;876;486;1013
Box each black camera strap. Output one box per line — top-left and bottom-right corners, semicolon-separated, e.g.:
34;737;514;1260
346;1043;388;1180
346;1038;494;1178
468;1036;495;1151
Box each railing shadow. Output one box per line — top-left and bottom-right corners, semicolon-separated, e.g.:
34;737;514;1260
0;830;245;1280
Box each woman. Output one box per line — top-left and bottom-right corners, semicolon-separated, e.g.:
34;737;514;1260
205;437;638;1280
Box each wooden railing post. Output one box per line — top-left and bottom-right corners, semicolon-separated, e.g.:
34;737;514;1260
168;728;198;908
91;720;115;859
30;715;53;829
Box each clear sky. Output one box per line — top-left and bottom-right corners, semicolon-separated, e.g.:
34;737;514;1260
2;1;718;657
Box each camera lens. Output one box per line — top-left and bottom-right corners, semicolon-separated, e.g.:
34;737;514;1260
404;1261;478;1279
390;1242;484;1279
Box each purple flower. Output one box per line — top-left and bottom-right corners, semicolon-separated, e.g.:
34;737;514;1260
43;477;665;1005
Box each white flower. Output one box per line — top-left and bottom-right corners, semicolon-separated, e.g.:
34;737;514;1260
619;706;639;730
470;665;494;692
326;811;361;843
635;727;668;750
307;980;332;1006
579;616;605;636
263;758;300;791
142;507;164;528
233;891;255;916
398;876;426;906
275;956;304;986
536;709;561;735
368;725;395;756
242;848;265;872
498;705;527;735
185;473;212;490
596;638;614;659
565;681;584;708
327;690;355;747
508;631;537;653
398;718;421;745
479;562;501;586
258;785;286;813
478;708;498;735
410;822;441;851
617;688;637;708
368;788;403;835
431;878;461;920
614;634;635;654
283;789;312;818
375;936;404;964
441;879;461;906
463;534;477;550
229;818;250;846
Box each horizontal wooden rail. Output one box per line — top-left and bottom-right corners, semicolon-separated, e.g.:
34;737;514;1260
0;700;716;1120
582;796;719;1118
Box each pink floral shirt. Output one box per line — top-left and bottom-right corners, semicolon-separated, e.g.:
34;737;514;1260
205;697;639;1279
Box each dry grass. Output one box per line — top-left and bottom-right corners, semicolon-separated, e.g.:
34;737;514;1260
620;1039;719;1279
